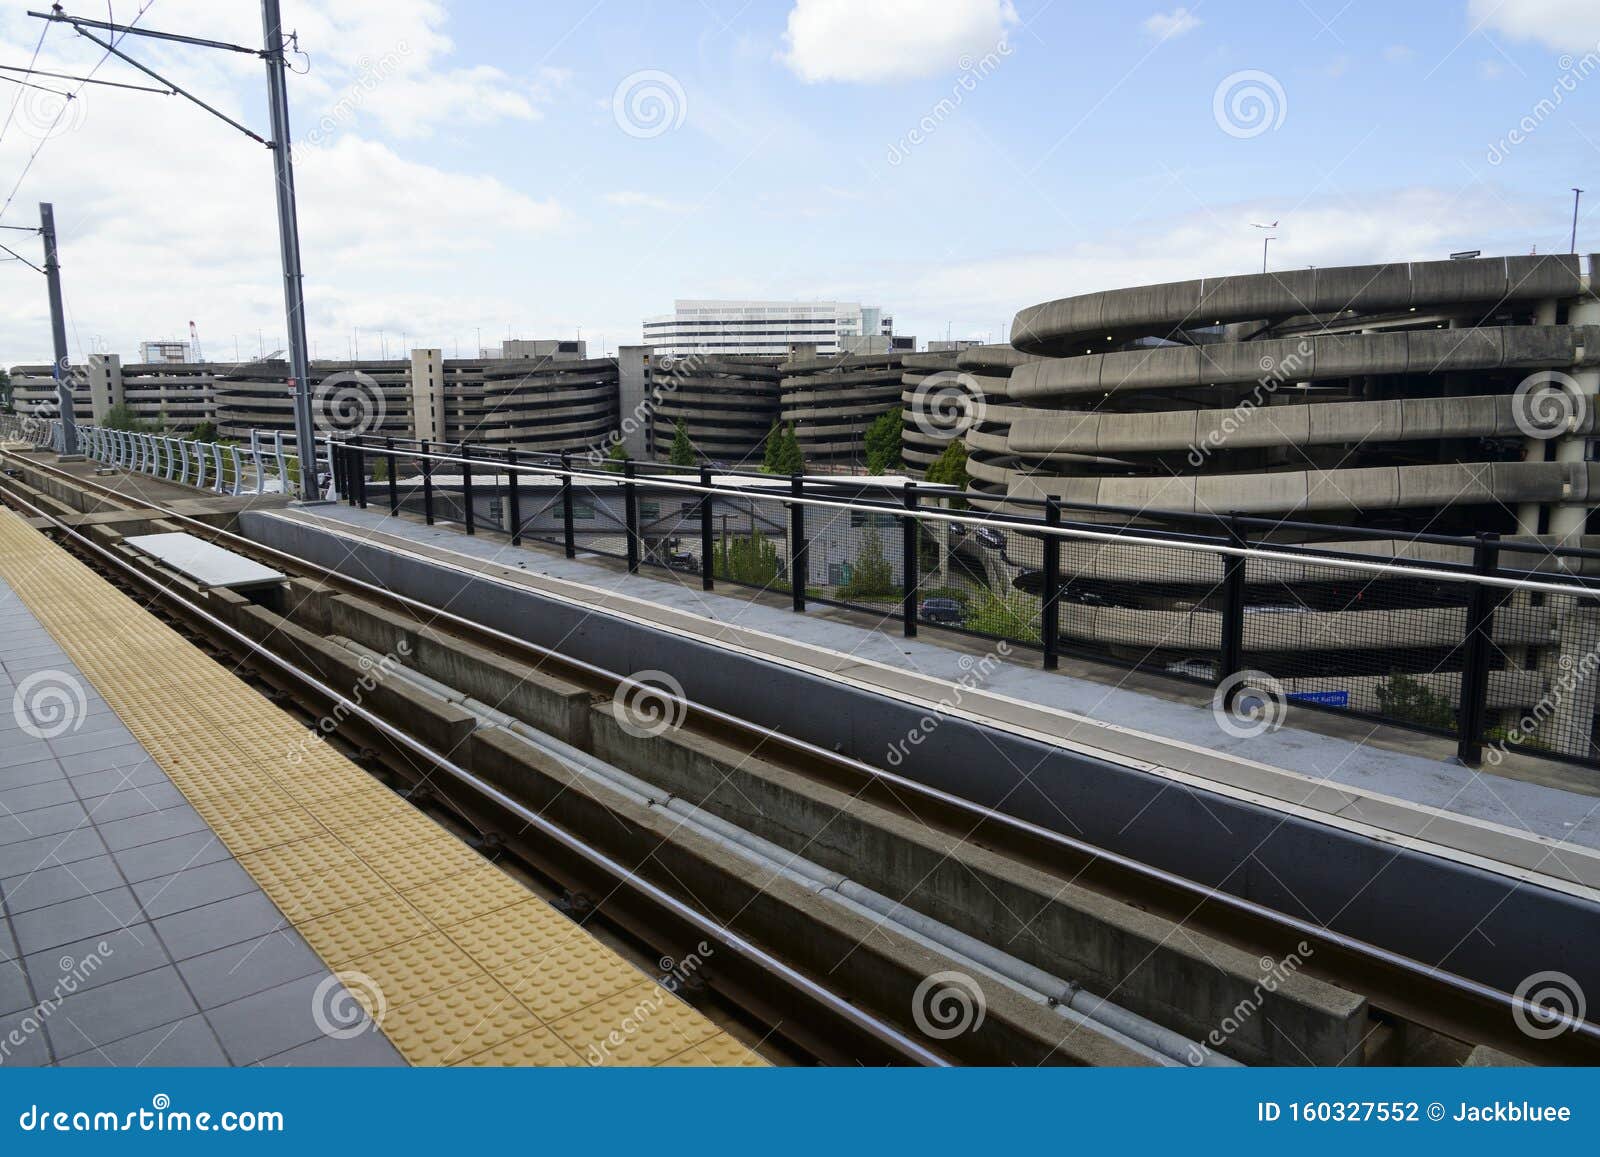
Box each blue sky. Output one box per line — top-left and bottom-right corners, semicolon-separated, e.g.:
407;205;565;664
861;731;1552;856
1;0;1598;363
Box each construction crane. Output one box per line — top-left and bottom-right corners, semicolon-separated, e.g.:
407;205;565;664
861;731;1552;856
189;320;203;362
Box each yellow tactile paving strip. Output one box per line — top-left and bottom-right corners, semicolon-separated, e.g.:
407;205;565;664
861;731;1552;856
0;509;763;1067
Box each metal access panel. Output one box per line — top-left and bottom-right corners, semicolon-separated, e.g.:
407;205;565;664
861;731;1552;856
123;532;286;591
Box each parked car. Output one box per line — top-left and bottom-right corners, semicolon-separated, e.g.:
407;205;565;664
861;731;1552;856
918;597;965;625
974;527;1007;550
666;551;697;573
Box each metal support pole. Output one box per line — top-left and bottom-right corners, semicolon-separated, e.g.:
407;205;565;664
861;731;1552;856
261;0;316;500
700;464;714;591
1219;513;1248;694
39;203;77;455
506;448;522;545
1041;498;1062;670
385;436;399;515
461;443;475;535
1457;533;1502;765
902;481;919;637
560;453;576;558
624;460;640;573
355;443;368;509
420;440;434;524
790;473;806;612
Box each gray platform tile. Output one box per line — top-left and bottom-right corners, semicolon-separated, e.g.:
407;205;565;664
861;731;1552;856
257;1025;405;1067
0;758;68;790
151;892;291;962
0;801;90;846
9;887;143;956
96;804;209;853
57;744;152;779
132;859;257;921
49;728;142;759
207;972;354;1066
82;782;189;825
0;916;14;962
110;830;230;883
0;956;31;1017
22;925;169;996
0;826;108;878
46;965;200;1061
58;1014;230;1067
0;1008;52;1066
0;778;77;816
176;931;325;1010
0;739;55;770
1;855;128;916
70;762;169;801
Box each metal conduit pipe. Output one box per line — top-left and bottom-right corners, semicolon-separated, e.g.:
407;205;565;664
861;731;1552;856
337;640;1228;1066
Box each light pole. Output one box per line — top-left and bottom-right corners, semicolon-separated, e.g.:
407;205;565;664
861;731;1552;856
1571;188;1583;254
1250;220;1278;273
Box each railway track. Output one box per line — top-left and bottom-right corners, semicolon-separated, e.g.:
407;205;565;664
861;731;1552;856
3;448;1597;1066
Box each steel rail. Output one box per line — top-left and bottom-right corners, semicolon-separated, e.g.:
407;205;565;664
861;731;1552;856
0;480;947;1068
4;452;1598;1063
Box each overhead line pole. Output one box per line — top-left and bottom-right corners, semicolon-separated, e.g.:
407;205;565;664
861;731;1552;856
30;3;320;498
39;202;75;454
261;0;316;501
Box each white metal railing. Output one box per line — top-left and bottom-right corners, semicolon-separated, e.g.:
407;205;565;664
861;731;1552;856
0;413;332;500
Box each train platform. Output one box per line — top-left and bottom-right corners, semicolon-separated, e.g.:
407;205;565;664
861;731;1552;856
0;508;760;1068
249;502;1600;900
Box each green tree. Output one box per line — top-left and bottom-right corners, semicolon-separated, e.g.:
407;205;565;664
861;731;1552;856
715;529;784;587
668;418;696;466
761;421;805;476
924;438;968;489
840;528;897;598
864;409;903;475
1375;672;1456;729
102;403;160;433
604;440;630;474
190;420;218;443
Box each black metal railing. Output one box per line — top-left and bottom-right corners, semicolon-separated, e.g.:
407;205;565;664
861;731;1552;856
323;433;1600;772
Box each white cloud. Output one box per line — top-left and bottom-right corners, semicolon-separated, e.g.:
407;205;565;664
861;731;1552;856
1469;0;1600;52
0;2;564;364
780;0;1018;83
1143;7;1201;40
604;191;692;213
1383;44;1416;62
896;188;1535;335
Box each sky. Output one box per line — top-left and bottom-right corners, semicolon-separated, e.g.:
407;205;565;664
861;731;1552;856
0;0;1598;366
